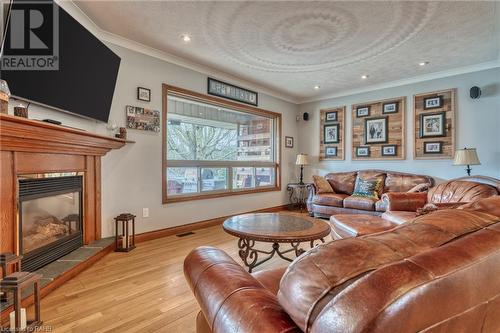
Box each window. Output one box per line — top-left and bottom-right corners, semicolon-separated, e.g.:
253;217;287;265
162;85;281;203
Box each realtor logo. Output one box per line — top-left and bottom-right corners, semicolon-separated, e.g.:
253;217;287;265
1;0;59;70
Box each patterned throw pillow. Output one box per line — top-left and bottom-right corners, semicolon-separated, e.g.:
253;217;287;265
312;175;335;194
352;177;382;199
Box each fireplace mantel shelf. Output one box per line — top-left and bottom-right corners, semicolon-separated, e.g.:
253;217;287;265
0;113;134;156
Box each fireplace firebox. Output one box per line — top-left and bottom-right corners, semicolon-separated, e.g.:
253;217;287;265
18;174;83;272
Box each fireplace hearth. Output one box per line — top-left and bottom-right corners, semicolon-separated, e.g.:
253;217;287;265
19;174;83;272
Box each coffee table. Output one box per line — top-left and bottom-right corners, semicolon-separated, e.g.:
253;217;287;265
223;213;330;272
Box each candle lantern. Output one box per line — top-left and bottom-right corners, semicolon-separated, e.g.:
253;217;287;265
114;213;136;252
13;101;29;118
0;253;22;302
0;271;42;331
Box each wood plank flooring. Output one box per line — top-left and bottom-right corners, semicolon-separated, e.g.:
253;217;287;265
19;212;331;333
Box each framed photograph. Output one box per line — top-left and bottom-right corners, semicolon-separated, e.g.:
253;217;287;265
356;146;370;157
381;145;397;156
285;136;294;148
207;77;258;106
356;106;370;118
382;102;398;114
126;105;160;132
420;112;446;138
423;96;443;110
365;117;388;144
324;124;339;144
423;141;443;154
325;146;337;157
325;111;337;122
137;87;151;102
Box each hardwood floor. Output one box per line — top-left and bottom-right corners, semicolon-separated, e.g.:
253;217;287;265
26;212;331;333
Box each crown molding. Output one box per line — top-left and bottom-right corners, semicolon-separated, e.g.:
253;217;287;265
57;0;300;104
299;60;500;104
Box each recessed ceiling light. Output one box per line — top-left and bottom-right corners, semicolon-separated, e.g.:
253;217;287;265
361;75;369;79
314;85;321;90
181;34;191;42
419;61;429;66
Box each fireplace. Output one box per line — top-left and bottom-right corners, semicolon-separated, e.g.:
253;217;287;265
18;174;83;272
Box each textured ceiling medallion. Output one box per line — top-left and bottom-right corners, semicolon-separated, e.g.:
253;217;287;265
202;1;438;73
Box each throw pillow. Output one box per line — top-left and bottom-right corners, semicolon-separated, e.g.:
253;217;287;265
352;177;382;199
313;175;335;194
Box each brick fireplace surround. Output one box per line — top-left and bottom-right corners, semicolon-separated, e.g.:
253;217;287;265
0;113;128;264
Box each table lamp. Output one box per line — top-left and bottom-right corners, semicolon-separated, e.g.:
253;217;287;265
295;154;309;185
453;147;480;176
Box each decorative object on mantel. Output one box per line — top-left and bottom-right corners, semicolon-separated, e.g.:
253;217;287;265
13;101;29;118
295;154;309;185
352;96;406;160
285;136;294;148
0;79;11;114
115;127;127;140
454;147;480;176
137;87;151;102
207;77;258;106
114;213;136;252
126;105;160;132
0;271;43;331
414;89;456;159
0;253;22;302
320;106;345;160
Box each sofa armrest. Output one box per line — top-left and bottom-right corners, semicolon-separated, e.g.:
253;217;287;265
184;246;301;333
382;192;428;212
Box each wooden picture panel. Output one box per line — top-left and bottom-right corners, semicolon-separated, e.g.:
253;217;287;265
352;97;406;160
319;106;345;161
414;89;456;159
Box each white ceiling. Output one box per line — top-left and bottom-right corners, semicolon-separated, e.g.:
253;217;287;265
74;1;499;102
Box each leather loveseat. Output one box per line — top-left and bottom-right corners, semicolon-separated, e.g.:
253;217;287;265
307;170;433;218
184;196;500;333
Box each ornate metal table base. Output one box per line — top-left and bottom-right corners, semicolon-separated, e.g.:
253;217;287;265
237;237;325;273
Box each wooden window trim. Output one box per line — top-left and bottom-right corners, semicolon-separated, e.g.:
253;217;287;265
162;84;282;204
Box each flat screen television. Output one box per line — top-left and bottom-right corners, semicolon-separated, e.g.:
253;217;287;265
0;0;121;122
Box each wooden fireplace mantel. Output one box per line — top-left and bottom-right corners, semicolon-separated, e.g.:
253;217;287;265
0;113;132;255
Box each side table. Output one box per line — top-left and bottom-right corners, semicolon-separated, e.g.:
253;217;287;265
287;183;311;212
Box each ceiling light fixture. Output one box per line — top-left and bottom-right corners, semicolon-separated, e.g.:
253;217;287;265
419;61;429;66
314;85;321;90
181;34;191;42
361;75;369;79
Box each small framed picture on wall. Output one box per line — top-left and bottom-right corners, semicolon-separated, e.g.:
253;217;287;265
423;141;443;154
325;146;337;157
356;146;370;157
324;124;339;143
356;106;370;117
420;112;446;138
137;87;151;102
325;111;337;122
285;136;294;148
382;102;398;114
381;145;397;156
423;96;443;110
365;117;388;144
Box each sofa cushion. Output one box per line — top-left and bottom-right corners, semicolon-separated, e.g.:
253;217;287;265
459;196;500;218
352;177;383;199
428;180;498;203
312;193;347;207
312;175;334;194
252;267;287;295
343;195;377;211
385;172;433;192
382;211;417;225
330;214;397;238
325;171;357;194
357;170;387;196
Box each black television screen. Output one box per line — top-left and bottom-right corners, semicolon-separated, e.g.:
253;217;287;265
0;0;121;122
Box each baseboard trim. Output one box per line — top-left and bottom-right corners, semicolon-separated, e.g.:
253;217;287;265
135;204;289;244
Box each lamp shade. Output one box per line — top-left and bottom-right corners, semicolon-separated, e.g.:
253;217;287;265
453;148;480;166
295;154;309;166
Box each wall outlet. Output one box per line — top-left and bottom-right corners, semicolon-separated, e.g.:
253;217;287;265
142;208;149;218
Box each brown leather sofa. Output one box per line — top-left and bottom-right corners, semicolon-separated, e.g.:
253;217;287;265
185;197;500;333
307;170;433;218
382;176;500;225
184;196;500;333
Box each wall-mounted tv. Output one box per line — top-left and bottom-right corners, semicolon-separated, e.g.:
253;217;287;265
1;0;121;123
